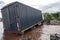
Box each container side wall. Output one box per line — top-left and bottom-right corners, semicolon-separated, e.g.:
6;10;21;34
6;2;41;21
19;3;42;31
19;4;29;30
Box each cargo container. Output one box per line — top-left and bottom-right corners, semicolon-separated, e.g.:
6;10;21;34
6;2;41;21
1;1;43;34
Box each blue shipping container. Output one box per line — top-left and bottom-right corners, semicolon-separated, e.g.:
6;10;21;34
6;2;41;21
1;1;43;33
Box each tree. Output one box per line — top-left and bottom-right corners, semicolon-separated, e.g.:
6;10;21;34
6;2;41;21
52;12;60;20
44;13;55;20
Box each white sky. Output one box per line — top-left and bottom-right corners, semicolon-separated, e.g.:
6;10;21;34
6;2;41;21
1;0;60;8
0;0;60;18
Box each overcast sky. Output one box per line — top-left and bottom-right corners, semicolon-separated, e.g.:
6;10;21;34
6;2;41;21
0;0;60;17
1;0;60;8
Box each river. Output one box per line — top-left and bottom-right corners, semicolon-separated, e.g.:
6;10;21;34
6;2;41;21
0;22;60;40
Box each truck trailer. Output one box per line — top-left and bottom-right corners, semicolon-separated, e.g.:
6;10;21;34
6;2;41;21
1;1;43;34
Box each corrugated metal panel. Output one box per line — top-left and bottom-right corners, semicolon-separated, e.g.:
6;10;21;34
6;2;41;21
19;3;42;31
8;4;18;31
1;3;19;31
1;2;42;32
1;8;10;30
19;4;28;30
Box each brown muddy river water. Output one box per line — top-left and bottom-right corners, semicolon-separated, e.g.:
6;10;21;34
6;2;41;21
0;22;60;40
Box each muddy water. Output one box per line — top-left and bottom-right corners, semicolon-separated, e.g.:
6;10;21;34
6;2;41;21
39;25;60;40
0;22;60;40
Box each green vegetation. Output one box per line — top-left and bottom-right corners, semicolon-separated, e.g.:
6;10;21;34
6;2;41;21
52;12;60;20
44;12;60;20
44;12;55;20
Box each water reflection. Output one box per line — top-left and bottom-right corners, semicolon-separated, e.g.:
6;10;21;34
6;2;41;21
3;26;42;40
